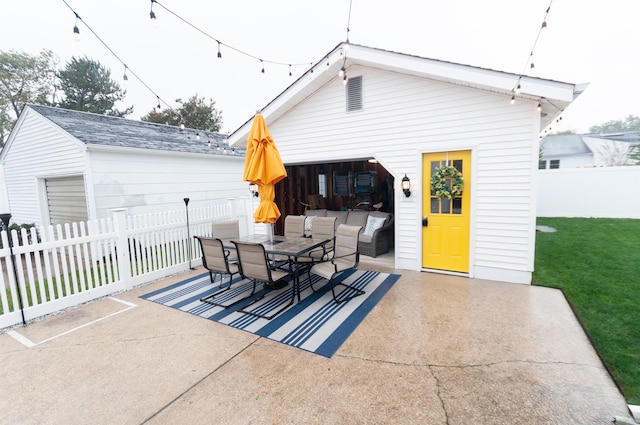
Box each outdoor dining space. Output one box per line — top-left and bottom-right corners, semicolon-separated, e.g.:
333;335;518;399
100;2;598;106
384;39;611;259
194;220;364;321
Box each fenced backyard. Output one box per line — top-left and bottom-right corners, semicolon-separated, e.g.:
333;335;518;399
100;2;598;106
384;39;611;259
0;197;256;329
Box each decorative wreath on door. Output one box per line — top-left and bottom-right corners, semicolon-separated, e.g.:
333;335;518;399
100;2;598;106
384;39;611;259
431;165;464;199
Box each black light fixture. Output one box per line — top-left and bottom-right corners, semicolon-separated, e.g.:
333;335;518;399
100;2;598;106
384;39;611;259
401;174;411;198
183;198;193;269
249;183;259;197
0;213;26;325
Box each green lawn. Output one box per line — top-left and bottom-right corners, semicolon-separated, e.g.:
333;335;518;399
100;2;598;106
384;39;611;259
533;217;640;405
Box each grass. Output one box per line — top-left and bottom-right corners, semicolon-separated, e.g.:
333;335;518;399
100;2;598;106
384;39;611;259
533;217;640;405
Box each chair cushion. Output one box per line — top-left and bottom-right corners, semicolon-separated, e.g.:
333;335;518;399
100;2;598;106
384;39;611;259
363;215;386;236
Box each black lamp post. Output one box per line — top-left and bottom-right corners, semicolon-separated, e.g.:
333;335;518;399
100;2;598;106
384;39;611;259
183;198;193;269
0;213;26;326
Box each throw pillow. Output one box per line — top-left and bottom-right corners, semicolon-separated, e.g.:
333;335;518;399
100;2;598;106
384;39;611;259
363;216;386;236
304;216;315;233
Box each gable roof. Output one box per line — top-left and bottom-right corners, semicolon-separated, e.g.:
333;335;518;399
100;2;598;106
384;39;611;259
5;104;243;157
541;135;592;157
228;42;586;148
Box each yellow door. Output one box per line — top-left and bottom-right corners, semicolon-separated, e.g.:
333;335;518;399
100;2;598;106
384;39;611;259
422;151;471;272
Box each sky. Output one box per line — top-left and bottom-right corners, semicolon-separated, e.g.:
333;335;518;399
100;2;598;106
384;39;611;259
1;0;639;134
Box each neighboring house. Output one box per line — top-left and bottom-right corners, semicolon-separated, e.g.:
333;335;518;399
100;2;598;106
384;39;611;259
0;104;247;227
540;132;639;168
229;42;584;284
539;135;594;169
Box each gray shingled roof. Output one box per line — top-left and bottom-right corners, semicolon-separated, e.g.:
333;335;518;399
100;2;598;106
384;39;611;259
541;135;592;156
27;104;244;157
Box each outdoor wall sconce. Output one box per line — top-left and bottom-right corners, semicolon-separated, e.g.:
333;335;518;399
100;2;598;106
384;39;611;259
401;174;411;198
249;183;259;197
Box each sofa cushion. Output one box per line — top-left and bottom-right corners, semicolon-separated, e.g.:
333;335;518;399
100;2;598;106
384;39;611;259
326;210;348;228
305;209;327;217
346;210;369;230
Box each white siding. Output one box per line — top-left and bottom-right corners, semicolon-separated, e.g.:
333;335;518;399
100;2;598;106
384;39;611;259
269;65;539;283
2;109;86;226
88;149;247;219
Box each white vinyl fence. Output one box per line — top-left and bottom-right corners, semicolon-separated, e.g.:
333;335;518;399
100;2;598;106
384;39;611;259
0;197;257;329
537;166;640;219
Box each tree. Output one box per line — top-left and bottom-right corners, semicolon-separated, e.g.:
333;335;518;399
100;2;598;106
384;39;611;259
56;56;132;117
589;115;640;134
0;49;57;143
141;94;223;132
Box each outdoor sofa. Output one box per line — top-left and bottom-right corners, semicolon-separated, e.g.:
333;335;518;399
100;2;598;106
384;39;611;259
303;208;393;258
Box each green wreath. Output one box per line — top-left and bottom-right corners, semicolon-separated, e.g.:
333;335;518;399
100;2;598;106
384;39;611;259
431;165;464;199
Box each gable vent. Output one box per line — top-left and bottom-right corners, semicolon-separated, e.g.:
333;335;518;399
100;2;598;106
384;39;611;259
346;75;363;112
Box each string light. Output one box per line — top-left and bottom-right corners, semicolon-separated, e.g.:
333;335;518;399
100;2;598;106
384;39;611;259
149;0;157;24
511;1;553;96
537;101;542;111
155;96;161;113
289;64;292;77
123;65;129;85
73;12;80;41
150;0;311;77
217;41;222;58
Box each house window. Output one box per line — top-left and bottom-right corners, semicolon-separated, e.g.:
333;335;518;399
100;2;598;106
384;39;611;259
550;159;560;169
538;160;547;169
318;174;327;197
346;75;363;112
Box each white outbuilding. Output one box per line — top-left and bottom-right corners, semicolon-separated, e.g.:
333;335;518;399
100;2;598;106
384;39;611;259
228;43;586;284
0;104;247;226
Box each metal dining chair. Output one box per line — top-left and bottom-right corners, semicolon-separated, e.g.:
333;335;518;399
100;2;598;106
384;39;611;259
195;236;241;307
212;220;240;262
309;224;364;304
272;215;306;269
212;219;240;239
234;241;293;319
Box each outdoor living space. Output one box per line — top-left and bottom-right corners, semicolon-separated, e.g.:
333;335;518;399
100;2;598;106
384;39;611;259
0;264;630;424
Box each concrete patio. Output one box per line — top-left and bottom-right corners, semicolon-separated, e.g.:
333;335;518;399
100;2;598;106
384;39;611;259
0;262;632;424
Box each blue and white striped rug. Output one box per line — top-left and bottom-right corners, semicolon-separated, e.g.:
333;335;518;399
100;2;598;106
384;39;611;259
140;270;400;358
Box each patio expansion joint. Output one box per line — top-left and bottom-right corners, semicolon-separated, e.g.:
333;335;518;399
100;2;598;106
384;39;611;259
139;336;260;424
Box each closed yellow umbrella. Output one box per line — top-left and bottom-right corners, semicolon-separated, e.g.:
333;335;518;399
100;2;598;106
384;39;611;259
244;114;287;224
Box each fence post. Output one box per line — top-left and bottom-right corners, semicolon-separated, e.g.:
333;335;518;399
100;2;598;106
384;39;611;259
112;208;132;290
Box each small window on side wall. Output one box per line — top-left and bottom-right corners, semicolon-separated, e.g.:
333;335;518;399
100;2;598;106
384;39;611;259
550;159;560;169
538;160;547;169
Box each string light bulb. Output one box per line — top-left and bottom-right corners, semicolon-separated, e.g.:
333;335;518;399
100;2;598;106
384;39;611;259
217;41;222;58
155;96;161;113
149;0;157;22
537;101;542;111
289;64;292;77
515;83;521;94
260;59;265;74
342;73;348;85
123;66;129;85
73;13;80;41
510;94;515;105
196;132;200;141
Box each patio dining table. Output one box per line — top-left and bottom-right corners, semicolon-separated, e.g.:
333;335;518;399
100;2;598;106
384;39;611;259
223;234;330;317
